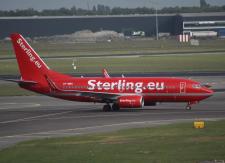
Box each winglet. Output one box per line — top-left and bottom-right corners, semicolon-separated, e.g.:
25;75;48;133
102;69;110;78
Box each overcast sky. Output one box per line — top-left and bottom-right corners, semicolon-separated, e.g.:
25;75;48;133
0;0;225;11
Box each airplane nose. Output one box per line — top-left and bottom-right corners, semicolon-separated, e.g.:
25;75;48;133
203;87;214;96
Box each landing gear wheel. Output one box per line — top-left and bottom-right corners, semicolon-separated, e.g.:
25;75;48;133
112;103;120;111
186;101;197;110
103;104;111;112
186;106;192;110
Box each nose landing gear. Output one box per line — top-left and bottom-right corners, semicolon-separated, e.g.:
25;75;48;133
186;101;198;110
186;105;192;110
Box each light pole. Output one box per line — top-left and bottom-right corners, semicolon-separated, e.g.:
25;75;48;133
87;0;90;10
149;0;159;40
155;7;159;40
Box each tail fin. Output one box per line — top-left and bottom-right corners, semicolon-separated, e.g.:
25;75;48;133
10;33;50;82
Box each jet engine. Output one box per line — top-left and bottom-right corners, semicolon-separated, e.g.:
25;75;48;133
118;96;144;108
144;101;157;106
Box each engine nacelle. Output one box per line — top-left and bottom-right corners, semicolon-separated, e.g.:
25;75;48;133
144;102;157;106
118;96;144;108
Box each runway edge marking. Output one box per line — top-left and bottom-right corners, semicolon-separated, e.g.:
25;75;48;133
43;110;225;121
0;111;72;124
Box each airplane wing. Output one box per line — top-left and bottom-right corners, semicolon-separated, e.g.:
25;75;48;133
60;90;121;103
45;75;125;103
102;69;125;78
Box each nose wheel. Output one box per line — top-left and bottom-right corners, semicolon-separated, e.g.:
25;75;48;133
186;105;192;110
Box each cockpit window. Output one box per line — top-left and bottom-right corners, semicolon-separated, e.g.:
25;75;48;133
192;84;201;89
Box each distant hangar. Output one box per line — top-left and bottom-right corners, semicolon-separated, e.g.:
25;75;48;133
178;12;225;37
0;12;225;39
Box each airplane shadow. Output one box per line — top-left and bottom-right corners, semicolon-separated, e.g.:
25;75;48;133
69;107;185;114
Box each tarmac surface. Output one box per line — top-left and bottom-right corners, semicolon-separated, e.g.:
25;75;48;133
0;91;225;150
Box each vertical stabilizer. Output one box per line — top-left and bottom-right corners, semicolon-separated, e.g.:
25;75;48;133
10;33;49;82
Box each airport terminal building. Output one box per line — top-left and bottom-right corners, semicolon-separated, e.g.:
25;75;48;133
0;12;225;39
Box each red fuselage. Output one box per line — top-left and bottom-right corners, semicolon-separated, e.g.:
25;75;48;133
22;74;213;104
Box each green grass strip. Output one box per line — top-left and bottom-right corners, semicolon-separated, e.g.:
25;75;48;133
0;120;224;163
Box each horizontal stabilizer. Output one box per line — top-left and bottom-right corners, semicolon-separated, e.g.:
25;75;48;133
4;79;38;85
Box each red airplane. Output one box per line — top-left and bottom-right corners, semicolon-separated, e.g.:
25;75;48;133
8;33;213;111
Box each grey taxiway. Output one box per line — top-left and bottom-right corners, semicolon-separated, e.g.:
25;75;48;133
0;91;225;150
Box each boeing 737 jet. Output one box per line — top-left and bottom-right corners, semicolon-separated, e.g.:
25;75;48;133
7;33;213;111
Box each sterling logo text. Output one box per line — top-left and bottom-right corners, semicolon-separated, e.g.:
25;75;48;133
88;80;165;93
17;38;42;69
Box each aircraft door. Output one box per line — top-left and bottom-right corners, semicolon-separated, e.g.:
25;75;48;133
180;82;186;93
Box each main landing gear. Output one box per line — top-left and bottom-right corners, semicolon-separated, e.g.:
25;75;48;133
103;104;111;112
112;103;120;111
186;101;198;110
102;103;120;112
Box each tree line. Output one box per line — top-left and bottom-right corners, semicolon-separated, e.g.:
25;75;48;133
0;4;225;17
